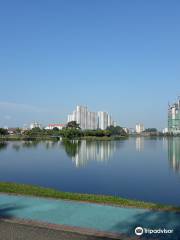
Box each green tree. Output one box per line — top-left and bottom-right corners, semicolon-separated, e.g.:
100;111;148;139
0;128;8;136
24;127;43;137
66;121;80;129
0;142;8;151
62;129;82;139
15;128;21;134
53;127;59;131
106;126;127;136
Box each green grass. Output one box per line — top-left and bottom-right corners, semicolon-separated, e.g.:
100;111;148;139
0;182;179;211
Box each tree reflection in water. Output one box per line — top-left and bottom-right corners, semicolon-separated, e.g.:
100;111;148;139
0;142;8;151
62;140;81;158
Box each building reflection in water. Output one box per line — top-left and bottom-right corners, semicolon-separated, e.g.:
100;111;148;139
168;138;180;173
135;137;144;152
62;140;118;167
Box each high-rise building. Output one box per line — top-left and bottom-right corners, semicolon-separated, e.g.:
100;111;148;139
97;112;117;130
98;111;108;130
76;106;88;129
67;106;98;130
135;123;144;134
168;97;180;134
108;115;112;126
162;128;168;134
67;105;116;130
87;111;98;130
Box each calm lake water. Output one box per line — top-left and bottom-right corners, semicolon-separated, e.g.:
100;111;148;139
0;137;180;206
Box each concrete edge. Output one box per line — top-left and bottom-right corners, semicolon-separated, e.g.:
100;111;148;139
0;217;139;240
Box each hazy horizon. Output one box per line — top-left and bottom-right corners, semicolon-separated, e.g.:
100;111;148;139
0;1;180;129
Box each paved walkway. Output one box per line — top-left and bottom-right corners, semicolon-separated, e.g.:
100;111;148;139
0;220;108;240
0;193;179;239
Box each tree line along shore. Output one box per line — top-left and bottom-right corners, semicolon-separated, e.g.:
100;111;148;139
0;121;128;140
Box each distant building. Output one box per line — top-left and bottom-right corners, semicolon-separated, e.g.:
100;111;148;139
30;122;42;130
113;121;117;127
67;105;116;130
68;106;97;130
163;128;168;134
22;124;29;131
45;124;65;130
168;97;180;134
142;128;158;136
123;127;129;134
135;123;144;134
7;128;17;135
129;128;136;134
98;112;108;130
97;112;116;130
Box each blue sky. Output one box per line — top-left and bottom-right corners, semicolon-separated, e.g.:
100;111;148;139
0;0;180;129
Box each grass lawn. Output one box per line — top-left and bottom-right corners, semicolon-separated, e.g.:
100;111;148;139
0;182;179;212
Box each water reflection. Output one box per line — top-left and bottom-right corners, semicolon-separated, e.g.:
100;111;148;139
0;142;8;151
1;138;179;205
9;140;119;168
168;138;180;173
135;137;144;152
44;141;61;149
11;141;40;150
12;143;21;152
62;140;81;157
62;140;119;167
11;140;61;151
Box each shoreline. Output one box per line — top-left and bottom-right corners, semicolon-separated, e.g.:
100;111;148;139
0;135;128;141
0;182;179;212
1;135;178;142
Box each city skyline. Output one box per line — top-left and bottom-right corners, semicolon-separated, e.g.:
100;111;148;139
67;105;116;130
0;100;179;132
0;1;180;129
0;101;179;131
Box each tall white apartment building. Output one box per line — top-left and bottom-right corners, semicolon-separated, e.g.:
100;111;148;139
87;111;98;129
108;115;113;126
98;112;116;130
68;106;98;130
68;105;116;130
135;123;144;134
98;112;108;130
76;105;88;129
67;111;76;122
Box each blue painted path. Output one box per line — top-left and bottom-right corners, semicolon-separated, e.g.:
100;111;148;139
0;193;179;239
